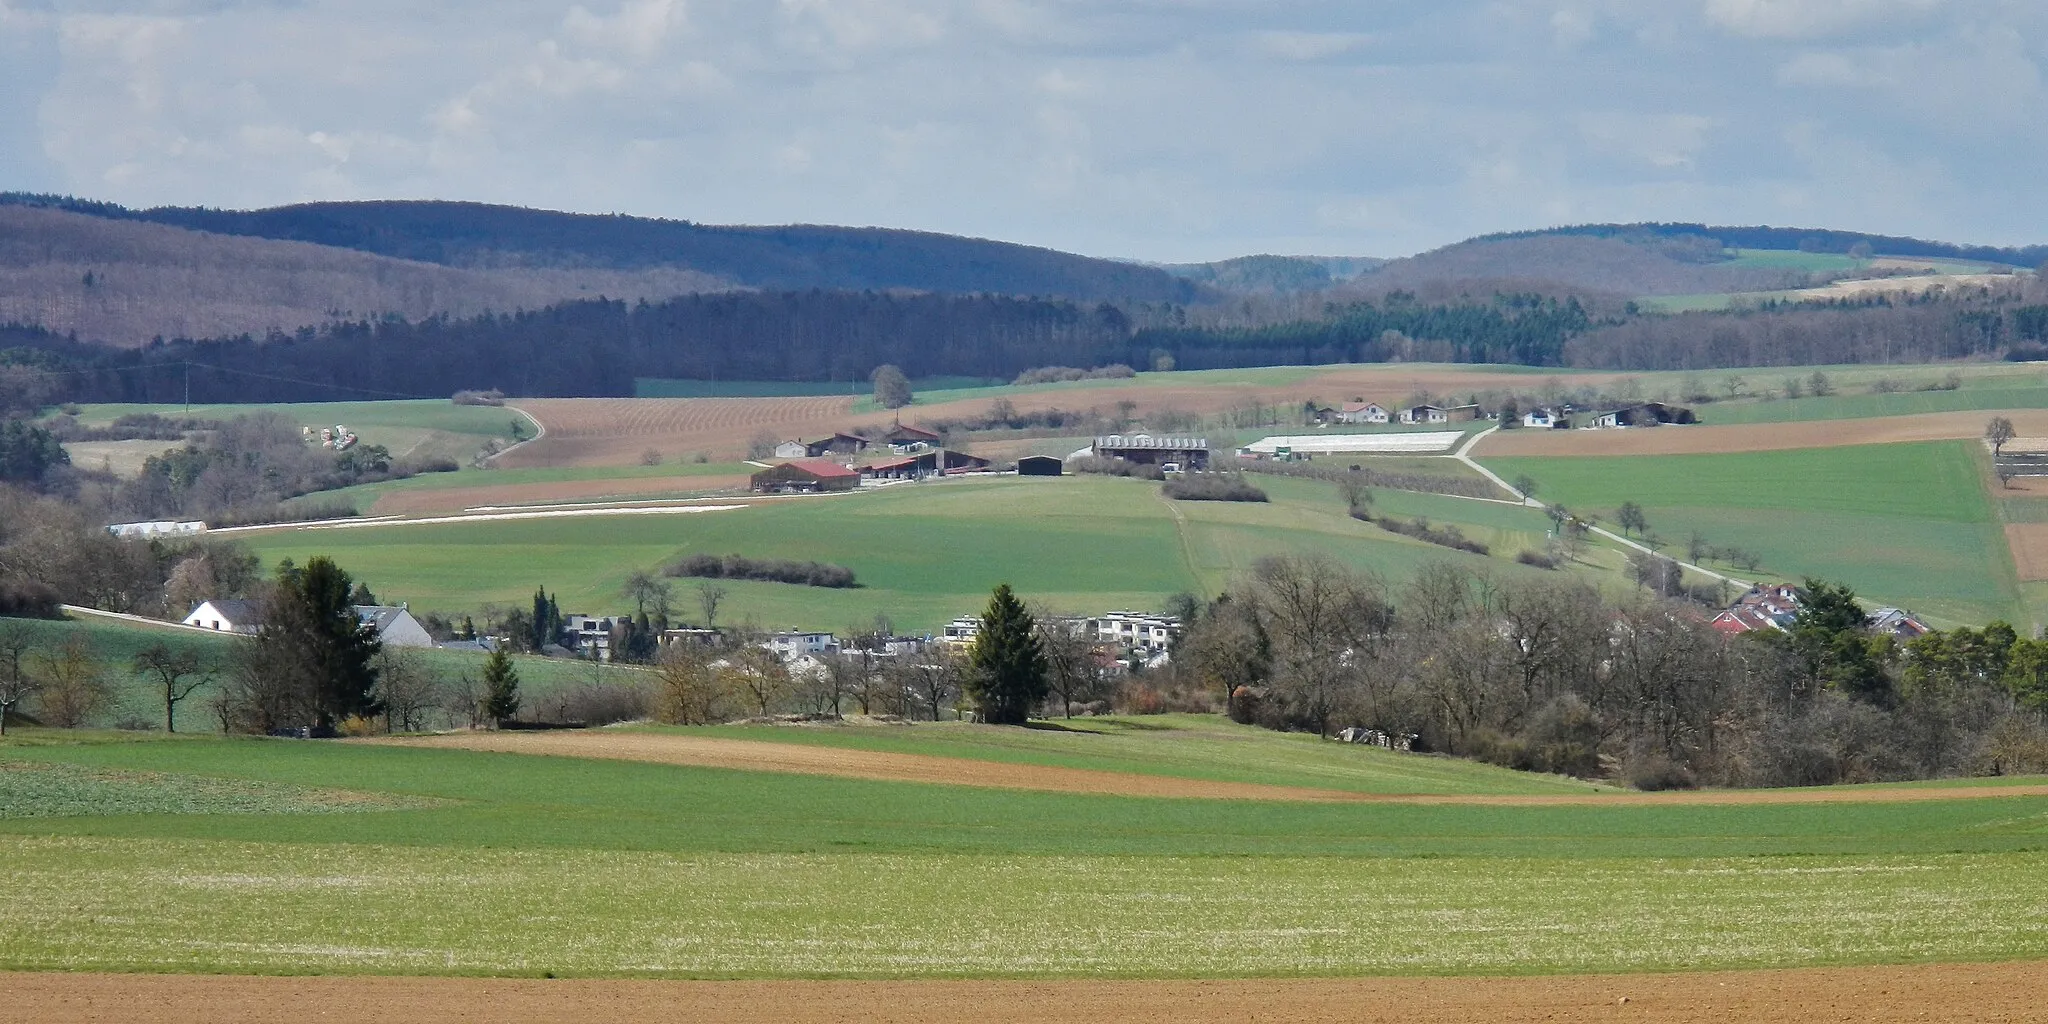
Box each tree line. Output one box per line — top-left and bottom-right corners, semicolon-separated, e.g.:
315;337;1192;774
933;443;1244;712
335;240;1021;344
1164;555;2048;788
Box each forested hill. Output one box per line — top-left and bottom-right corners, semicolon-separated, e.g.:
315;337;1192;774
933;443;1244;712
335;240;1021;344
1476;222;2048;268
0;194;1201;304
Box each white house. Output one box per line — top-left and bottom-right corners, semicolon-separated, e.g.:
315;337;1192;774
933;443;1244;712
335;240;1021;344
356;606;435;648
1334;402;1390;425
941;616;981;646
182;599;262;634
1522;408;1559;429
766;630;839;659
1088;611;1181;654
107;521;206;540
1399;404;1448;425
772;440;808;459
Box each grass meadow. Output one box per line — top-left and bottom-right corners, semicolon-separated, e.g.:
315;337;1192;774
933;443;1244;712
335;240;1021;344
1483;440;2017;626
237;474;1583;632
68;399;534;468
2;730;2047;977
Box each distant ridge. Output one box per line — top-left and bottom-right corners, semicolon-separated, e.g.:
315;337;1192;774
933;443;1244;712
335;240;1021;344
1476;222;2048;269
0;193;1201;304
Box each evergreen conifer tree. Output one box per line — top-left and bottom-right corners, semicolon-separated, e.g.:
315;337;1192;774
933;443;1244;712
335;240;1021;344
482;649;521;724
965;584;1047;724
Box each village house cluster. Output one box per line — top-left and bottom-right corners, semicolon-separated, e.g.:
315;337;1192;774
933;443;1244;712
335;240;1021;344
1709;583;1928;638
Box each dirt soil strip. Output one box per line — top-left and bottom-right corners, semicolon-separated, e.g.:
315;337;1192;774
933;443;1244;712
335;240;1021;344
369;475;748;516
372;732;2048;806
7;962;2043;1024
1476;409;2048;457
2008;524;2048;583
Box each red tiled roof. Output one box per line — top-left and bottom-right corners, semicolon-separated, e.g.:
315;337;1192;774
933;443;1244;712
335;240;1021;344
781;458;860;479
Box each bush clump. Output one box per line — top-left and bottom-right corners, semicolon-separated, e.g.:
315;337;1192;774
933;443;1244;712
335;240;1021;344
452;389;507;406
0;580;62;619
1162;474;1268;502
1358;512;1489;555
1516;549;1560;570
1069;455;1165;481
665;553;859;588
1012;364;1136;386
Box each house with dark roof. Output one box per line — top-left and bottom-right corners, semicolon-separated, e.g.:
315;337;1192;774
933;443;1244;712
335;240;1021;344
804;432;871;457
356;606;434;648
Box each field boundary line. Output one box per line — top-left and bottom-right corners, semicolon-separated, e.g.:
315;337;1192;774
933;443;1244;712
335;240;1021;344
1456;427;1752;589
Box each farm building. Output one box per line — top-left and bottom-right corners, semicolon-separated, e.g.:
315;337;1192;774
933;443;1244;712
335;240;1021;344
804;433;870;457
860;448;988;479
107;520;206;540
1522;408;1567;429
1591;402;1697;428
1334;401;1390;424
1238;432;1463;457
182;599;262;634
771;440;808;459
1017;455;1064;476
1092;433;1210;470
1398;404;1448;424
752;459;861;493
884;423;943;450
1446;404;1482;422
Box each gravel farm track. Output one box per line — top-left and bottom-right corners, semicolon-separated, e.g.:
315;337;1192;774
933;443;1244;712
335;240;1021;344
374;731;2048;806
8;961;2044;1024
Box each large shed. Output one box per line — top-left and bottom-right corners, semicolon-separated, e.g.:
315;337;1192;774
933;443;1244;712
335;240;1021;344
1017;455;1064;476
1091;433;1210;470
751;459;860;493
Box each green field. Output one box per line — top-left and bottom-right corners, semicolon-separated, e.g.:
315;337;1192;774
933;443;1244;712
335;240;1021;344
1698;386;2048;425
1483;441;2016;625
235;474;1590;631
305;460;755;514
15;614;653;732
2;729;2047;976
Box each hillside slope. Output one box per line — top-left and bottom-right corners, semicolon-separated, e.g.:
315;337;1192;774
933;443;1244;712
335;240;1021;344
1351;233;1819;297
0;205;728;346
2;195;1203;305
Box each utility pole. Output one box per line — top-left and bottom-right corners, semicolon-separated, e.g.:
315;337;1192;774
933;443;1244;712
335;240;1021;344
183;362;190;413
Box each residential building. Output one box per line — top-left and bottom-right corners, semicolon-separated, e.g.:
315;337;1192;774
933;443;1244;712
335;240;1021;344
562;614;632;658
766;631;840;659
941;616;981;646
182;599;262;634
804;432;871;457
1522;408;1564;429
355;606;435;648
1591;402;1697;428
1869;607;1931;639
1398;404;1448;424
1088;611;1181;653
1334;401;1390;424
771;440;808;459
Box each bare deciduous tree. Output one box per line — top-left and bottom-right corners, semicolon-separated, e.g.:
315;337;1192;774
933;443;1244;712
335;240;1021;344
1987;416;2017;457
133;641;210;733
0;621;46;735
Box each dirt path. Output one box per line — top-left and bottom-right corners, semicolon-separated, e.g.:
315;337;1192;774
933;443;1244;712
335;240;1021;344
1476;410;2048;457
373;731;2048;806
7;961;2042;1023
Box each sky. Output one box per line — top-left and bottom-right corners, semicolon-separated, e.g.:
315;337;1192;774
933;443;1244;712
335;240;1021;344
1;0;2044;262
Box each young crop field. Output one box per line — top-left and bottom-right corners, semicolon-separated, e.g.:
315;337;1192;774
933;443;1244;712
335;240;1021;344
1482;440;2016;625
1;733;2047;979
233;473;1596;632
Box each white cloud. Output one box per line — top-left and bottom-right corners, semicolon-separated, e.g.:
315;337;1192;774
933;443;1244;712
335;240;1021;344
1701;0;1942;40
3;0;2047;261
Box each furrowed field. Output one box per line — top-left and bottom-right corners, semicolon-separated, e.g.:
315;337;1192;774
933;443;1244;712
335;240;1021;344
3;727;2048;978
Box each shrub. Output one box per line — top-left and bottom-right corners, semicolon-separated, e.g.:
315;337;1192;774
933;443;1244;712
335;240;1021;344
537;678;654;726
1161;474;1268;502
1238;459;1498;500
665;553;860;589
452;389;506;406
0;581;62;619
1363;513;1489;555
1069;455;1165;481
1516;549;1560;570
1012;364;1136;386
207;500;358;528
1626;753;1698;791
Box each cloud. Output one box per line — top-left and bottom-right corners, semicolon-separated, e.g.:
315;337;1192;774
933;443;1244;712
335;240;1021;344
2;0;2046;262
1701;0;1942;40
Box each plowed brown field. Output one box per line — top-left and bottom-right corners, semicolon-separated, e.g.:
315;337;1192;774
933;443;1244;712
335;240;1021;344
503;368;1628;468
1476;410;2048;457
368;475;748;516
7;961;2042;1024
374;731;2048;806
2006;524;2048;582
